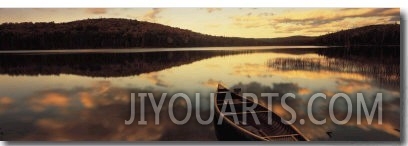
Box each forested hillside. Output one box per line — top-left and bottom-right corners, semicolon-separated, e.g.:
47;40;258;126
315;24;400;46
258;36;316;46
0;18;400;50
0;18;266;50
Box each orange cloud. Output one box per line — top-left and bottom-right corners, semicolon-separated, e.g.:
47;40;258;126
205;8;222;13
322;90;335;97
336;78;372;94
232;8;400;36
30;93;69;112
0;96;13;105
298;88;311;95
40;93;69;107
79;92;94;108
0;96;14;113
85;8;107;14
272;8;399;25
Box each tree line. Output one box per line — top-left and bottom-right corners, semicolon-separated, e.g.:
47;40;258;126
0;18;400;50
315;24;400;46
0;18;267;50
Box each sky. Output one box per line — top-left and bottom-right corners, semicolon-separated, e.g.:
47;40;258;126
0;8;400;38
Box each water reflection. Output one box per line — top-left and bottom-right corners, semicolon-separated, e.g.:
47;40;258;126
0;47;324;77
0;80;216;140
230;82;399;141
0;50;253;77
268;57;399;91
0;46;400;141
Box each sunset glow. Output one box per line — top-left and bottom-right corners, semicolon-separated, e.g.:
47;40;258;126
0;8;400;38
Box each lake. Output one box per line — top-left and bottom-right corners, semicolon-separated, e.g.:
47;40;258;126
0;46;400;141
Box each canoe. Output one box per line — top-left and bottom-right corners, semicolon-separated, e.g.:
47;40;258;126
213;84;309;141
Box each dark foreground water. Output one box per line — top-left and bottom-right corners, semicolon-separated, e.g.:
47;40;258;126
0;46;400;141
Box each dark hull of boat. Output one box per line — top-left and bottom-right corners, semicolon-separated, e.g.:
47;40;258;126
213;84;309;141
214;111;262;141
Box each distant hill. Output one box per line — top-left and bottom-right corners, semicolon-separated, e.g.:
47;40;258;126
315;24;400;46
257;36;316;46
0;18;268;50
0;18;400;50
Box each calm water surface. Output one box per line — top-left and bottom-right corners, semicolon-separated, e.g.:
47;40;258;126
0;46;400;141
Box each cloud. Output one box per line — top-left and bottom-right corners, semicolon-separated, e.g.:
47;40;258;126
0;81;215;141
143;8;163;22
30;92;70;112
229;81;400;140
0;96;14;113
231;8;400;36
205;8;222;13
336;78;372;94
92;80;111;94
139;72;171;87
85;8;107;14
0;96;13;105
272;8;399;25
0;77;400;140
79;92;94;108
231;15;272;29
201;78;220;87
298;88;311;95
